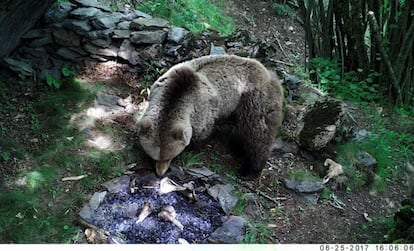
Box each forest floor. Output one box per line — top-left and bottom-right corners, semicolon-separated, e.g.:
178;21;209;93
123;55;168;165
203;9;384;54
0;0;413;244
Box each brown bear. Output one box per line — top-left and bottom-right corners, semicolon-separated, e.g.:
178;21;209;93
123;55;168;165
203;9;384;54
135;55;284;179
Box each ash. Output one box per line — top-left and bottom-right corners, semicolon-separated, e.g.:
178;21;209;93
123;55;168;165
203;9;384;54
90;175;225;244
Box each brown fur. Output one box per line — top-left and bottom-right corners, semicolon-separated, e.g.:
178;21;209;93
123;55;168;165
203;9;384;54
135;55;284;178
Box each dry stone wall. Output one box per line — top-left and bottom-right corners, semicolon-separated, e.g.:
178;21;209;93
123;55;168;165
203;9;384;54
2;0;195;81
1;0;279;84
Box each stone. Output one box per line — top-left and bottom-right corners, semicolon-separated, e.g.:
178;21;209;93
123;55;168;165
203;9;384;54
56;47;84;61
117;21;131;30
27;35;53;48
43;2;76;23
79;191;106;222
0;0;55;58
167;27;190;44
86;29;113;39
210;43;226;55
53;29;81;47
63;19;92;34
134;10;152;19
282;179;325;193
130;30;167;44
208;216;246;243
90;38;112;48
243;193;268;220
70;7;103;20
207;184;238;214
91;12;126;29
3;58;35;76
84;42;118;57
101;175;130;193
22;28;53;39
272;137;299;154
356;129;368;141
139;44;162;60
297;98;346;150
186;166;218;179
73;0;112;12
130;17;169;30
112;29;131;39
163;43;184;57
117;40;142;65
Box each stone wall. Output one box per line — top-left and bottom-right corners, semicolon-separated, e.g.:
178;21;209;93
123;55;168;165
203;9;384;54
1;0;278;83
0;0;55;59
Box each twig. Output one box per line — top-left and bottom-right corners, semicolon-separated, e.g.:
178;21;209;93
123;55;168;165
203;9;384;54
77;217;110;236
273;32;288;58
268;58;294;66
61;175;88;182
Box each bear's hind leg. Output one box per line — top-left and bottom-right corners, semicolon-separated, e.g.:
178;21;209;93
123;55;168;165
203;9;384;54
235;92;279;179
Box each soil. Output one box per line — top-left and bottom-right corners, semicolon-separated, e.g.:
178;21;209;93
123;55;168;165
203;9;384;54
0;0;411;244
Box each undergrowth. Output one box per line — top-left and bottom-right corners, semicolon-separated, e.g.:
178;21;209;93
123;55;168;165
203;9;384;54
0;77;137;243
137;0;235;35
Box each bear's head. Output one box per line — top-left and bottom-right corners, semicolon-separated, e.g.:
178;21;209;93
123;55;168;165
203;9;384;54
137;118;192;176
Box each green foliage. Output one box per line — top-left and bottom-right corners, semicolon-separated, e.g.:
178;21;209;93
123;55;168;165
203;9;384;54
336;106;414;192
44;65;76;90
177;150;204;167
243;222;272;244
288;169;321;182
137;0;235;35
273;2;294;16
308;57;383;105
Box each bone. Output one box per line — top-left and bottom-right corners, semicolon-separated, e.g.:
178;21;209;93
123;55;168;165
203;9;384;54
159;178;196;201
158;205;184;230
323;158;344;184
136;201;153;223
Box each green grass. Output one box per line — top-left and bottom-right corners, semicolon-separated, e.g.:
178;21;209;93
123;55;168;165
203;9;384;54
287;169;321;182
0;77;138;243
137;0;235;35
336;106;414;192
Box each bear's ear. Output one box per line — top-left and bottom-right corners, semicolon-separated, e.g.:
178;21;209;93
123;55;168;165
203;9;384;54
172;124;192;146
137;118;153;135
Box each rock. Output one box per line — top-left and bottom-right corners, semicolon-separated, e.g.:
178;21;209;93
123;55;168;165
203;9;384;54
102;175;130;193
112;29;131;39
210;43;226;55
43;2;76;23
297;98;346;150
130;17;169;30
134;10;152;19
243;193;268;220
272;137;299;154
22;28;53;39
63;19;92;34
139;44;162;60
79;191;107;221
130;30;167;44
70;7;103;20
56;47;84;61
356;129;368;141
168;27;190;44
3;58;35;76
91;12;126;29
163;43;184;57
27;35;53;47
186;166;218;179
207;184;238;214
86;29;113;39
116;21;131;30
83;42;118;57
208;216;246;243
282;179;325;193
53;29;81;47
0;0;55;58
72;0;112;12
118;40;142;65
90;38;112;48
96;92;122;107
355;150;377;185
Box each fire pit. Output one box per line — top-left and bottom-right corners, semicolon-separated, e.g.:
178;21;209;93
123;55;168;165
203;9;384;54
78;166;242;244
